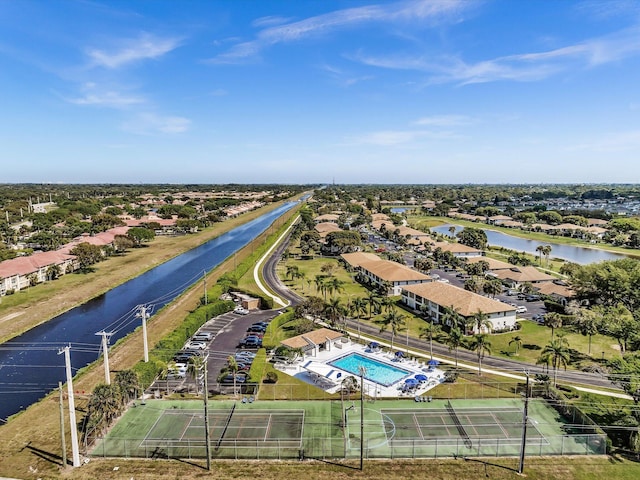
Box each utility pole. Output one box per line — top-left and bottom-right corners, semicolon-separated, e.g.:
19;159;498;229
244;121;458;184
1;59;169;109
203;354;211;470
58;382;67;468
518;371;530;475
203;270;208;305
95;331;112;384
136;305;150;362
58;346;80;467
359;366;366;471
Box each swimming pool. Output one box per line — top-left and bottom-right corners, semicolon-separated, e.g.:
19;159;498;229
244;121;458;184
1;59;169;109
329;353;411;387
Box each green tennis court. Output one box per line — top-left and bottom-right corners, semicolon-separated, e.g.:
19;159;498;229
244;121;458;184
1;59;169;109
93;398;606;460
142;408;304;449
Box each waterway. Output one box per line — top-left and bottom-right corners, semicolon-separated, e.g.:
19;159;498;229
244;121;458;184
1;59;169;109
0;201;298;422
431;224;629;264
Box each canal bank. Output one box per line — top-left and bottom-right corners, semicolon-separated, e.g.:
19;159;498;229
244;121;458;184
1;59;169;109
0;197;302;345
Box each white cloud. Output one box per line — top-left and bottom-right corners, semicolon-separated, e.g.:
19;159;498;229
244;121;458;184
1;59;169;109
65;84;145;108
413;114;473;127
209;0;469;63
122;112;191;135
87;32;181;69
354;23;640;85
251;15;293;28
350;128;458;146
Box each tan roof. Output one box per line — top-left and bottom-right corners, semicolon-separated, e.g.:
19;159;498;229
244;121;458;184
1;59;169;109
403;282;516;316
534;282;574;298
395;225;430;238
280;328;343;349
314;214;340;222
358;259;432;282
586;226;608;234
341;252;431;282
371;219;394;230
314;222;342;237
588;218;608;226
489;215;512;221
371;213;390;221
433;242;482;254
500;220;524;228
465;256;515;270
491;266;556;283
341;252;381;268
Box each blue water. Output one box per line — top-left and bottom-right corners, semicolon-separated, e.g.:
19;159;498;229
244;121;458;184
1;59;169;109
329;353;410;387
431;224;629;265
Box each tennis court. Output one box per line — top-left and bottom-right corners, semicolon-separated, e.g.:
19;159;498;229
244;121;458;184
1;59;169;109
142;407;304;449
93;398;606;460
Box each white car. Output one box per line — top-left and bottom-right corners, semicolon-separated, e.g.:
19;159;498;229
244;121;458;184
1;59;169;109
192;332;213;342
516;306;528;314
234;307;249;315
186;341;207;350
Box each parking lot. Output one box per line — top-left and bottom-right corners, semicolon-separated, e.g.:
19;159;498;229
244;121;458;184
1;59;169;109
147;307;282;397
428;267;548;323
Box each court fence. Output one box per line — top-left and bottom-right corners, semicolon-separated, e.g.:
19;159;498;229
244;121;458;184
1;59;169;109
91;433;606;460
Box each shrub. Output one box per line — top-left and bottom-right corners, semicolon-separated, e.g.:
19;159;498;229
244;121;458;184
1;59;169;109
264;371;278;384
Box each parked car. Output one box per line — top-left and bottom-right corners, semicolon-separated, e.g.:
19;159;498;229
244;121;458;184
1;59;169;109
532;314;545;323
516;306;528;314
220;374;247;384
192;332;213;342
234;306;249;315
186;341;207;350
525;295;541;302
239;336;262;348
252;322;270;328
235;351;257;359
247;325;266;333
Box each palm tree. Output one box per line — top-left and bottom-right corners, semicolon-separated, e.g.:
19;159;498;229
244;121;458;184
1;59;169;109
542;245;552;267
539;337;571;387
440;305;463;331
114;370;139;405
326;277;344;299
468;334;492;376
381;296;395;313
483;278;503;298
572;306;600;355
471;309;492;334
544;312;564;339
444;326;464;367
448;225;456;238
535;245;544;265
314;275;327;300
188;356;205;395
367;291;382;319
420;319;440;361
509;335;523;356
324;297;346;329
378;310;406;351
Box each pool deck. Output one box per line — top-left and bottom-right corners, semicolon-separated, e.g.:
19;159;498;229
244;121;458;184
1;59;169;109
274;340;445;398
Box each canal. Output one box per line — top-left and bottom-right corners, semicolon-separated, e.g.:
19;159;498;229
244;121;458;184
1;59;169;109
431;224;629;264
0;201;298;422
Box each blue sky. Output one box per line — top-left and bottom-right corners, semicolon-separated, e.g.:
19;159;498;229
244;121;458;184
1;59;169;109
1;0;640;184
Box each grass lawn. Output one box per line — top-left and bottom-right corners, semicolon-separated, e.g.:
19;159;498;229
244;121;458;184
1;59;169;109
490;320;622;365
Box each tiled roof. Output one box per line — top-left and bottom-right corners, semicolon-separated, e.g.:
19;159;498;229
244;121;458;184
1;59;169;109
281;328;343;349
402;282;516;316
466;256;515;270
491;266;556;283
